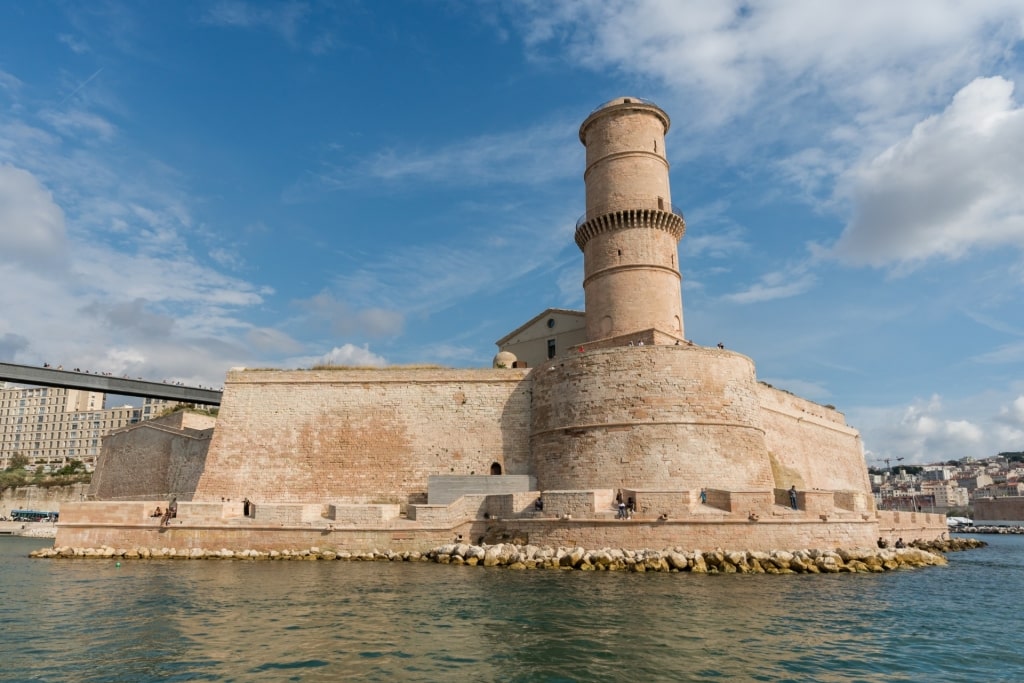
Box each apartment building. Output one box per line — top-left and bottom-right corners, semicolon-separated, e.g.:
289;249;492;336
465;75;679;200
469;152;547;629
0;383;179;471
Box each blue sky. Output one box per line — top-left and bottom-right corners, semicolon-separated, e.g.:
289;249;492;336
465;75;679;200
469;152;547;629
1;1;1023;465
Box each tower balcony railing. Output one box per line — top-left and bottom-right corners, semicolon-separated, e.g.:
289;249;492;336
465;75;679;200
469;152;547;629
575;204;685;229
586;96;660;116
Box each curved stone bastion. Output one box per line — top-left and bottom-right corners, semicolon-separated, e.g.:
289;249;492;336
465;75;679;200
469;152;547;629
531;344;771;492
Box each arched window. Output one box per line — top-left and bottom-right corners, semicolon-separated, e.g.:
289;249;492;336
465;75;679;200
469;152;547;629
490;462;502;475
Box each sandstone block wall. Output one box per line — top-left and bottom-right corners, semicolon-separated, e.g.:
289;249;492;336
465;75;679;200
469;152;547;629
426;475;535;505
193;369;532;506
531;345;773;493
876;510;948;540
756;383;871;496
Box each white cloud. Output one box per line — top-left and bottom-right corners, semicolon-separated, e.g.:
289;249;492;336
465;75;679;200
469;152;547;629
518;1;1024;125
0;332;29;360
833;77;1024;267
851;392;1024;464
998;396;1024;427
315;344;388;368
0;165;68;270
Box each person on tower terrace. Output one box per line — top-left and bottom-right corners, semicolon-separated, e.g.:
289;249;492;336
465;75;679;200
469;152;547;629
789;486;798;510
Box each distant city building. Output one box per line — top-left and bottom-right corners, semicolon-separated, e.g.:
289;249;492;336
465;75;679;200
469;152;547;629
975;482;1024;499
957;474;994;492
0;383;181;472
922;481;968;510
921;466;954;481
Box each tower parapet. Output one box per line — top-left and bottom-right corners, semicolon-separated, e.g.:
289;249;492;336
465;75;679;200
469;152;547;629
576;97;686;342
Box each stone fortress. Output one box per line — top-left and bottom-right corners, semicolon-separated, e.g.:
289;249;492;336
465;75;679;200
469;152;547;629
56;98;945;553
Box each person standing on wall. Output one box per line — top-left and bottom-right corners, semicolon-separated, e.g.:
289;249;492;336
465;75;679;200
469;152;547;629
789;486;798;510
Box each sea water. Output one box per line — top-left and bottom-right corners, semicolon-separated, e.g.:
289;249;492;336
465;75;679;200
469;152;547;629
1;535;1022;682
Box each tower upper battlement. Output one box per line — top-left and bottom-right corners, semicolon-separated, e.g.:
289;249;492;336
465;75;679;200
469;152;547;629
579;97;671;143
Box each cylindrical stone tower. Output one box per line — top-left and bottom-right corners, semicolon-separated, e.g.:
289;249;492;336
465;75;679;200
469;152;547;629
576;97;686;342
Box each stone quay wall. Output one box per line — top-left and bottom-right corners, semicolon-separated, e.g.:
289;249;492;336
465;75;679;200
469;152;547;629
530;345;774;493
192;368;532;506
972;497;1024;524
876;510;949;541
0;483;88;518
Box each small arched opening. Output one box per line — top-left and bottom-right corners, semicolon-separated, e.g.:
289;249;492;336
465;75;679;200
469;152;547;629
490;462;503;475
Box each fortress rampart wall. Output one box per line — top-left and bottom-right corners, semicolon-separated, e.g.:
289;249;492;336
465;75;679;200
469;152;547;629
755;383;871;496
530;345;774;492
91;424;212;501
192;368;532;505
974;497;1024;523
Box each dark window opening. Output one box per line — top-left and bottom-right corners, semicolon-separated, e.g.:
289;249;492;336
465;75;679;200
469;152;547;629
547;318;555;328
490;462;502;475
547;339;556;359
658;197;664;210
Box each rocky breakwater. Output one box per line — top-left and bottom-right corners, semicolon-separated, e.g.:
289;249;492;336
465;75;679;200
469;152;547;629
958;525;1024;535
911;537;987;552
425;543;952;573
30;538;985;573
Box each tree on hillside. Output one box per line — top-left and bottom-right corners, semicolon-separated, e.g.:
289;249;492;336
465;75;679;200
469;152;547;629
5;452;29;471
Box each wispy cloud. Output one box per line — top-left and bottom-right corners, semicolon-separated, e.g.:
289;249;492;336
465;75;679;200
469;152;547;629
722;266;816;304
0;66;279;384
58;33;90;54
40;108;116;141
289;119;581;197
200;0;338;53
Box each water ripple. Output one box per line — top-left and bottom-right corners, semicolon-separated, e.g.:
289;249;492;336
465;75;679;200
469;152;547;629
1;536;1023;682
